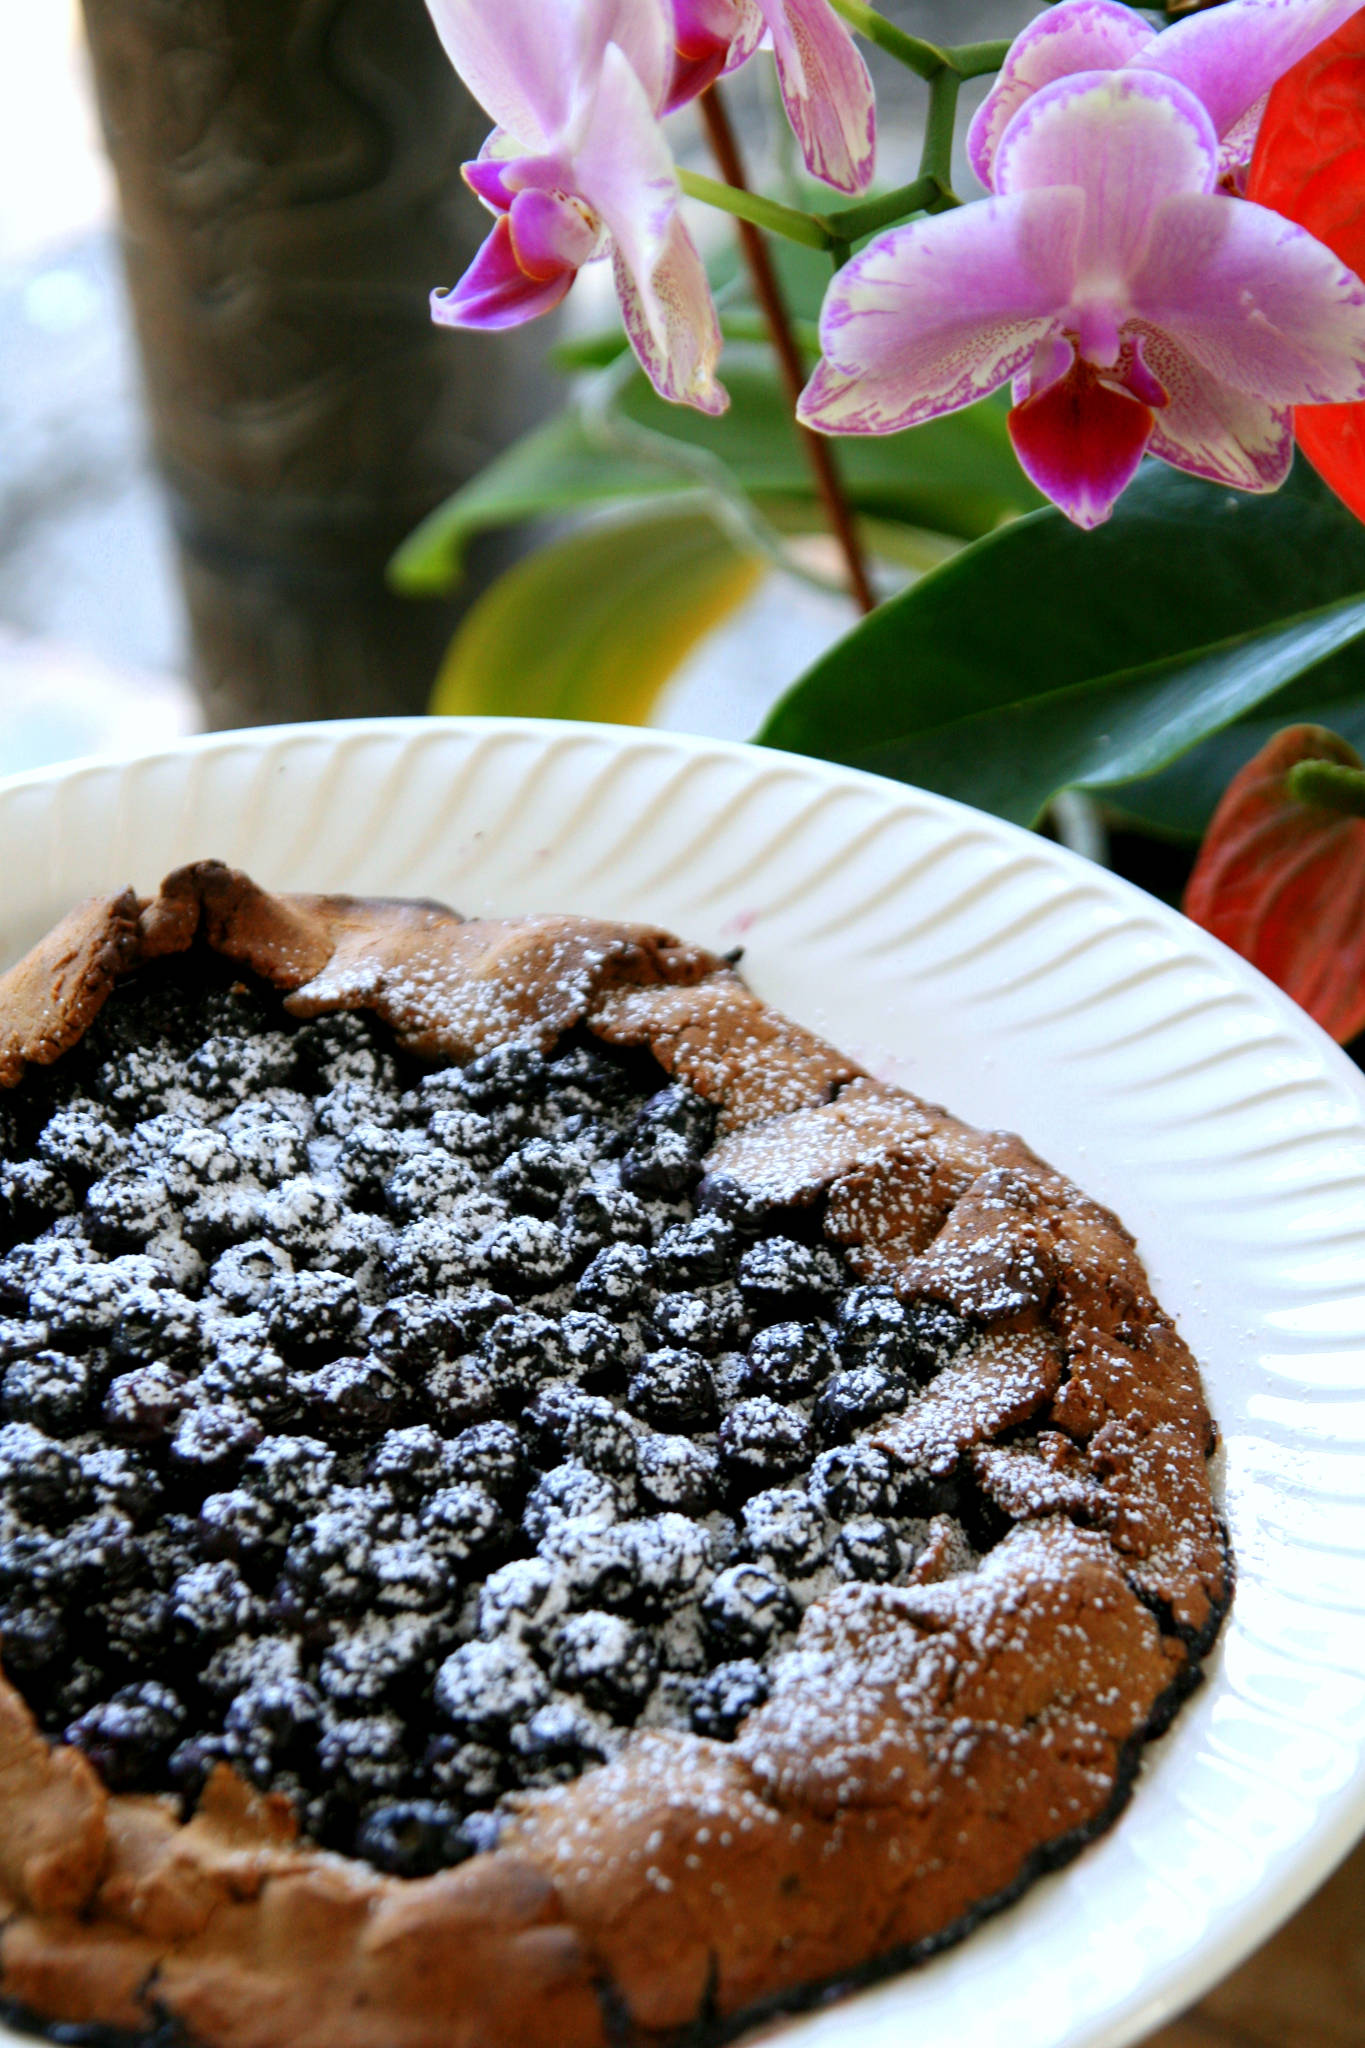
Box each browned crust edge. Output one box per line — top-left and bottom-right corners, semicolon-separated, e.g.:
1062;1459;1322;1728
0;862;1233;2048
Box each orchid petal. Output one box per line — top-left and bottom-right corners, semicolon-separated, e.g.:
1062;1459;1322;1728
508;189;600;280
425;0;585;146
431;217;576;331
1008;361;1154;527
967;0;1155;190
666;0;766;112
576;44;726;412
798;190;1083;435
1136;326;1295;493
589;0;675;114
756;0;876;195
995;72;1219;292
613;213;728;414
1131;191;1365;407
1137;0;1363;147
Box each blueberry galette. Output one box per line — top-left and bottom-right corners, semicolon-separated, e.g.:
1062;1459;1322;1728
0;863;1230;2047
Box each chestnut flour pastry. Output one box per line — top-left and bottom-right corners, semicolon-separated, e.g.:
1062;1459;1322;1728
0;863;1231;2048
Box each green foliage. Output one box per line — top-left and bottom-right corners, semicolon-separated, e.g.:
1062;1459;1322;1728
759;463;1365;827
392;355;1040;595
429;508;761;725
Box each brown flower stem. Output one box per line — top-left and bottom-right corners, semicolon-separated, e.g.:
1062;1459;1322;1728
698;86;876;615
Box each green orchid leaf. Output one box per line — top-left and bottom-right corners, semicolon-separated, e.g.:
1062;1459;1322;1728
429;508;762;726
1103;697;1365;840
760;462;1365;825
391;356;1039;595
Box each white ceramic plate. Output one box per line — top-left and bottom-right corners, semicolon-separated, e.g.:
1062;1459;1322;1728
2;717;1363;2048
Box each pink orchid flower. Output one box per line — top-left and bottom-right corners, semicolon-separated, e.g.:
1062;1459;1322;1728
667;0;876;194
797;69;1365;529
968;0;1365;195
425;0;726;414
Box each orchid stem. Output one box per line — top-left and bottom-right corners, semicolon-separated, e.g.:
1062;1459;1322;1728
1287;759;1365;818
677;169;832;250
698;86;876;616
827;0;951;79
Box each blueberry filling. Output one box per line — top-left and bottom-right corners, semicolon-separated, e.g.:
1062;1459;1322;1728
0;953;980;1877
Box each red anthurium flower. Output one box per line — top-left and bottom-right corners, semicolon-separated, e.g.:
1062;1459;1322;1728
1184;724;1365;1043
1248;10;1365;522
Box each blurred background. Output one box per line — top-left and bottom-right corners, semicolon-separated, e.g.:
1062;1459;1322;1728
0;0;1031;774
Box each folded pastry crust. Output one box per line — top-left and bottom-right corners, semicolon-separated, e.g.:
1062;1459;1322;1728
0;862;1231;2048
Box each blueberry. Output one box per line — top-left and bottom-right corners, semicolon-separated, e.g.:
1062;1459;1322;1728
316;1080;399;1141
385;1149;478;1220
112;1285;203;1371
522;1461;625;1542
336;1121;413;1199
370;1537;450;1615
168;1403;262;1483
538;1515;634;1608
619;1088;714;1195
306;1355;405;1441
625;1513;714;1611
94;1045;188;1119
510;1699;612;1782
558;1310;631;1388
37;1102;124;1180
653;1216;736;1287
561;1183;651;1254
199;1488;282;1562
813;1365;910;1444
744;1319;836;1400
242;1435;337;1516
265;1269;361;1357
737;1236;843;1312
690;1659;770;1740
423;1733;503;1803
355;1799;473;1877
523;1386;636;1478
99;1364;188;1451
423;1354;498;1429
694;1173;772;1232
261;1178;344;1259
834;1518;902;1583
421;1482;506;1567
77;1441;161;1522
808;1443;899;1519
280;1490;388;1618
196;1333;302;1429
634;1433;718;1515
1;1350;92;1435
386;1215;491;1294
170;1559;258;1643
187;1029;296;1102
363;1426;452;1502
627;1348;716;1433
424;1105;501;1166
548;1610;658;1715
902;1299;974;1380
477;1555;566;1646
836;1285;909;1365
161;1124;242;1197
182;1182;267;1253
320;1612;443;1704
0;1600;67;1676
207;1239;294;1315
65;1682;185;1791
718;1398;812;1494
0;1422;86;1521
491;1139;579;1216
316;1712;410;1802
478;1311;565;1398
367;1294;461;1373
741;1489;828;1577
435;1638;549;1739
446;1420;525;1499
223;1674;322;1760
649;1286;748;1357
454;1045;548;1111
224;1109;309;1186
546;1045;634;1113
483;1214;572;1294
0;1318;47;1367
574;1243;654;1314
701;1563;798;1658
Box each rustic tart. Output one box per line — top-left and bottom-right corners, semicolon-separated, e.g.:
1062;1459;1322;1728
0;862;1231;2048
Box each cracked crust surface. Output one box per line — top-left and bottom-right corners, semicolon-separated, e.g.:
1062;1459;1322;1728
0;862;1232;2048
